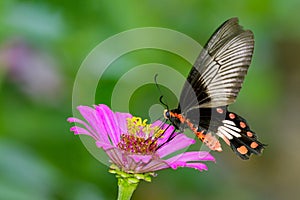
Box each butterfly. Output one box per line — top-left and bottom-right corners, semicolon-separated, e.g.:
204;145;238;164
163;18;265;160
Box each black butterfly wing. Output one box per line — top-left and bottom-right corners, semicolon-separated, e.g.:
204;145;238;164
179;18;254;112
185;106;265;160
217;108;265;159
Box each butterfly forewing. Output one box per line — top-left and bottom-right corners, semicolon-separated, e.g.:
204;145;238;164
179;18;254;111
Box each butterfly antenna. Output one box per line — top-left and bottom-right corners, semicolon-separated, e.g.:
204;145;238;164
154;74;169;110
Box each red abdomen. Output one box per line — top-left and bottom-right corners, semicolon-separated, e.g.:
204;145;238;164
167;111;222;152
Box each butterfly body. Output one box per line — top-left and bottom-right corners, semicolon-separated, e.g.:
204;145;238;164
164;108;222;151
163;18;265;160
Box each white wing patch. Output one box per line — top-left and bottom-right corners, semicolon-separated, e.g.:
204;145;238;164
222;119;235;126
217;120;241;140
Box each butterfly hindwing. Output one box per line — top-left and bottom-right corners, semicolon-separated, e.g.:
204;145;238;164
184;106;265;159
217;110;265;159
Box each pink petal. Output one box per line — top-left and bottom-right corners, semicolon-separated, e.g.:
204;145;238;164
105;148;168;173
77;106;110;144
95;141;114;150
105;148;126;169
151;120;167;132
95;104;121;146
67;117;78;123
184;163;208;171
168;161;186;169
168;161;208;171
115;112;132;133
128;154;152;164
70;126;96;139
135;158;169;173
164;151;214;171
156;134;195;158
166;151;215;163
68;117;99;140
151;121;178;145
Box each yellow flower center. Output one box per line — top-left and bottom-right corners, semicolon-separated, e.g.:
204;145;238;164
117;117;164;154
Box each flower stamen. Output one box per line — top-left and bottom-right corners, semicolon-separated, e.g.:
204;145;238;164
118;117;163;154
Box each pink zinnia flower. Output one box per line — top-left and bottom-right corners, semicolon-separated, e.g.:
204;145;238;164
67;104;215;174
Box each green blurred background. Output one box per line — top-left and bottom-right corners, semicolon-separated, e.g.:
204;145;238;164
1;0;299;200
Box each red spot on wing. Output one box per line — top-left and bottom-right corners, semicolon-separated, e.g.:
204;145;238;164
247;131;253;137
216;108;224;114
250;142;259;148
229;113;236;119
237;146;248;155
240;122;247;129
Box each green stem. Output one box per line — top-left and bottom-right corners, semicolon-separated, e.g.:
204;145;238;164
109;164;154;200
117;177;138;200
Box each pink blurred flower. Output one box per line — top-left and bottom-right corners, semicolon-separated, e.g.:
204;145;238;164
0;39;64;104
68;104;215;174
